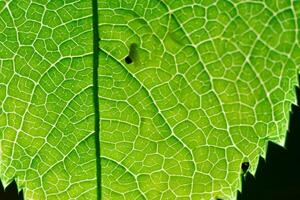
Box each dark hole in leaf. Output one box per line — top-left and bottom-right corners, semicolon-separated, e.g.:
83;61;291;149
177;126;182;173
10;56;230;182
241;162;250;173
125;56;133;64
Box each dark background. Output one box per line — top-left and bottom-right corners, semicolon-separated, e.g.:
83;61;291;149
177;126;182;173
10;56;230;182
238;85;300;200
0;179;23;200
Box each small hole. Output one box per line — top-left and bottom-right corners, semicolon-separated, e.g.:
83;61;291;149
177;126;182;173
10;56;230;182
241;162;250;173
125;56;133;64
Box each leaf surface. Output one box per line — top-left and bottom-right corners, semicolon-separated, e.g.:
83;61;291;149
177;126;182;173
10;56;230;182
0;1;97;199
1;0;300;199
98;0;300;199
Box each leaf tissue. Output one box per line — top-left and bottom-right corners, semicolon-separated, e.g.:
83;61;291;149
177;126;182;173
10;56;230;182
1;0;300;199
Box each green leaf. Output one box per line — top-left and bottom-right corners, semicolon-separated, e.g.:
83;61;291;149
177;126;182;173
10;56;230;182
1;0;300;199
0;1;96;199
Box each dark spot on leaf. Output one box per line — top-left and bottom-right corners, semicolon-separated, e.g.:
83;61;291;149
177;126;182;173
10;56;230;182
124;43;139;65
125;56;133;64
241;162;250;173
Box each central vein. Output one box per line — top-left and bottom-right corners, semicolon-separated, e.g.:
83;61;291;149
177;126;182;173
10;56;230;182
92;0;101;199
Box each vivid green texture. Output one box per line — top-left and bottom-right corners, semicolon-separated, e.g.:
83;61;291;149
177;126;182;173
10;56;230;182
0;1;96;199
1;0;300;199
